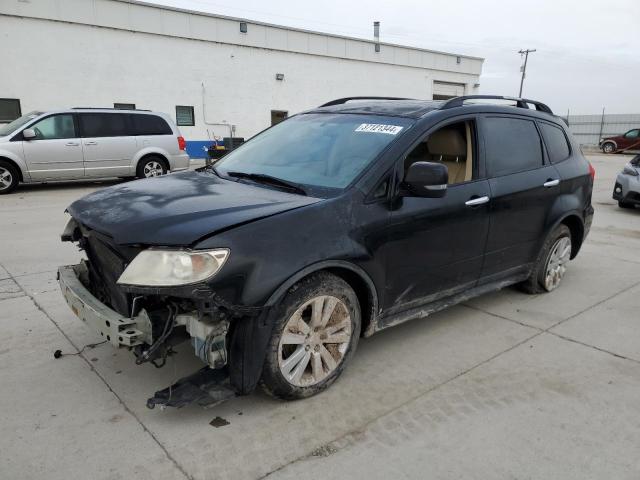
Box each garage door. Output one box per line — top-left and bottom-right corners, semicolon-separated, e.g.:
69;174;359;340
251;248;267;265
433;81;465;100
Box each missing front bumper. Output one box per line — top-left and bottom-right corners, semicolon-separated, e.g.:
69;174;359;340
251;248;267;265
57;263;152;348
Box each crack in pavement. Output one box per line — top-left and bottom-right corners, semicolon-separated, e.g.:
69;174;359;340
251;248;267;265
0;261;194;480
259;279;640;479
257;328;544;479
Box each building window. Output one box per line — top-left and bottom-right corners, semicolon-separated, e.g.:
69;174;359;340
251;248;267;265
0;98;21;123
114;103;136;110
271;110;288;126
176;105;195;126
240;22;248;33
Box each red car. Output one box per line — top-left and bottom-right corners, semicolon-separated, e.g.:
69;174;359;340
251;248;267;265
600;128;640;153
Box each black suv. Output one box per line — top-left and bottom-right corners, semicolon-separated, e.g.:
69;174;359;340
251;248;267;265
58;95;594;407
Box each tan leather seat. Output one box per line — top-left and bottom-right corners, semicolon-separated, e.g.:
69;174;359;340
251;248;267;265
426;128;468;184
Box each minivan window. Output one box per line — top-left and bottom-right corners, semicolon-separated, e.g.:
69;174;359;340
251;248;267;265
0;111;42;136
484;117;543;177
131;114;172;135
540;123;571;163
80;113;128;138
29;114;76;140
216;113;413;190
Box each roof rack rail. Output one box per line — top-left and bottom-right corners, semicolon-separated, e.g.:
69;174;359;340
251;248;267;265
440;95;553;114
319;96;412;107
71;107;151;111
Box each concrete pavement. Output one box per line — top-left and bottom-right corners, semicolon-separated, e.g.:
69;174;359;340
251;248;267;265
0;155;638;479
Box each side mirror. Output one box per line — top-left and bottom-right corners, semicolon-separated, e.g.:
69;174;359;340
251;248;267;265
22;128;36;140
403;161;448;198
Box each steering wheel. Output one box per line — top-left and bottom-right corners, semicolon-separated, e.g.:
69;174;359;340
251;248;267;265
33;127;44;139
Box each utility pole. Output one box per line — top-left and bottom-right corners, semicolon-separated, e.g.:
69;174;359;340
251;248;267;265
518;49;536;97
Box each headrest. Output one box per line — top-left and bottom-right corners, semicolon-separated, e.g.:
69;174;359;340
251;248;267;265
427;128;466;157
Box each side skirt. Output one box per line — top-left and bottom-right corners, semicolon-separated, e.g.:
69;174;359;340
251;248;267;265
374;272;529;332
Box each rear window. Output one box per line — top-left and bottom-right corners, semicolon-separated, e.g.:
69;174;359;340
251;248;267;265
540;122;571;163
80;113;129;137
484;117;543;177
130;114;172;135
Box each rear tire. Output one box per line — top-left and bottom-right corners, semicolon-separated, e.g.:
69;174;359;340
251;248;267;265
618;200;634;209
0;160;19;194
136;156;168;179
520;224;572;294
260;272;361;400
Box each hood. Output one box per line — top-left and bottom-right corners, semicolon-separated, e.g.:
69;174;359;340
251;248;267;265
67;171;321;245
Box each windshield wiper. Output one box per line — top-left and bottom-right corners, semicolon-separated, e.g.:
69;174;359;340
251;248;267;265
225;171;307;196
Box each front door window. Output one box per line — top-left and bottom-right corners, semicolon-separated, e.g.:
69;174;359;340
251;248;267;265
29;114;76;140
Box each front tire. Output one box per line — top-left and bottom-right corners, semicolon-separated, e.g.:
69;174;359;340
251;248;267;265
0;160;19;194
520;224;572;294
618;200;634;209
601;142;616;154
260;272;361;400
136;156;168;179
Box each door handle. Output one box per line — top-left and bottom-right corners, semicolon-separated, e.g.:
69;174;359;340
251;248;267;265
465;196;490;207
543;179;560;188
65;142;79;146
84;141;98;146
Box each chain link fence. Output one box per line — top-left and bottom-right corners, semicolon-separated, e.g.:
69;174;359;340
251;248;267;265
562;112;640;147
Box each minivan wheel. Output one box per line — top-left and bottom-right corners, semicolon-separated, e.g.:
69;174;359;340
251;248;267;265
260;272;361;400
601;142;615;154
136;156;168;179
520;224;572;294
0;161;19;194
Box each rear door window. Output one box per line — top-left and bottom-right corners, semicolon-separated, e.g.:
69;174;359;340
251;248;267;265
80;113;129;137
130;114;172;135
483;116;543;177
539;122;571;163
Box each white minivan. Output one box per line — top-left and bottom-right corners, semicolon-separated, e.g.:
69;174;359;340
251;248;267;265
0;108;190;194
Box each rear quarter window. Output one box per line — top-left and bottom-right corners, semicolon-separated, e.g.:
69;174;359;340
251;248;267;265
130;114;172;135
483;116;543;177
539;122;571;163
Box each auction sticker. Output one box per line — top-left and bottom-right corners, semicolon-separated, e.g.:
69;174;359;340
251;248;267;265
355;123;404;135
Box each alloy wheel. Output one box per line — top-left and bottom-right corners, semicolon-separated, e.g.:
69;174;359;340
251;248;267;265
544;236;571;291
143;161;164;177
278;295;352;387
0;167;13;191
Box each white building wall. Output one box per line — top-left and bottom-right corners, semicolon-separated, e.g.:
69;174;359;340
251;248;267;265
0;0;483;141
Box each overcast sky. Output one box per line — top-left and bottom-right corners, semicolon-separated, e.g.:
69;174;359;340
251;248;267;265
151;0;638;115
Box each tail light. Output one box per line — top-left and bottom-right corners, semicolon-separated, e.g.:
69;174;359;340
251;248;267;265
588;162;595;181
177;136;186;151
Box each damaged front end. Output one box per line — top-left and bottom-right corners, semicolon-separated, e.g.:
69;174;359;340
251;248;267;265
58;218;266;409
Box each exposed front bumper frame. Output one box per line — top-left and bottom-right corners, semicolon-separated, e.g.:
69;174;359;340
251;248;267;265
57;264;151;348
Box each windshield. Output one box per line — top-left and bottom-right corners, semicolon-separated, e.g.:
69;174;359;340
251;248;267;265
0;111;43;136
216;113;413;192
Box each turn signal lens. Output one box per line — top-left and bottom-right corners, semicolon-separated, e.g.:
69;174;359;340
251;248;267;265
588;162;595;181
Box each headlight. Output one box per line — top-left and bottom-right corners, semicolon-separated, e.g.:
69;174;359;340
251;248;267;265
117;249;229;287
623;166;639;177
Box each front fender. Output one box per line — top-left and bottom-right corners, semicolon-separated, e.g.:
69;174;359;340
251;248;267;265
0;148;30;181
265;259;378;308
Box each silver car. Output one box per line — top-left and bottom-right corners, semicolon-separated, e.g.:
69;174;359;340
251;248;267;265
0;108;190;194
613;155;640;209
